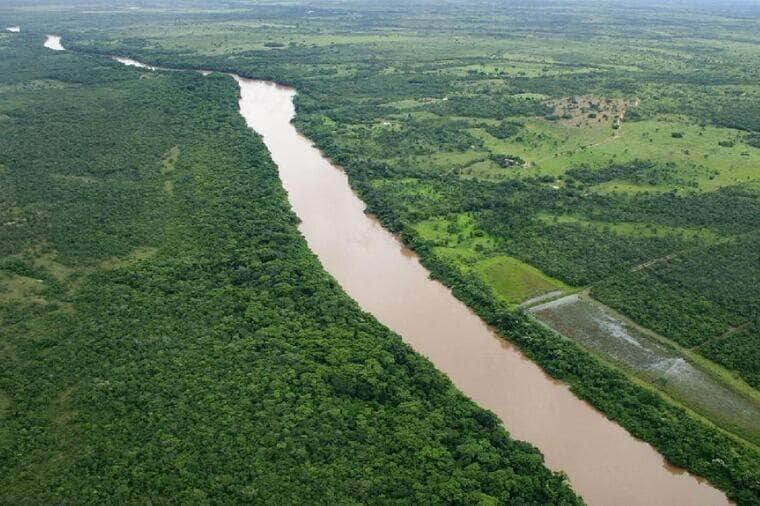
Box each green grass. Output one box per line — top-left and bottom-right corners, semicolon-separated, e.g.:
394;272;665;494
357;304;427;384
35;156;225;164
475;255;571;305
416;215;572;304
471;117;760;192
458;159;509;181
415;213;496;251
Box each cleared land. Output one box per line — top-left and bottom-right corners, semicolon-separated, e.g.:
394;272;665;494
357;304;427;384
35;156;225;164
530;294;760;444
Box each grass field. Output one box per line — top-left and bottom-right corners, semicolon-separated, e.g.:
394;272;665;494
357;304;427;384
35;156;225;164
415;214;572;305
469;117;759;192
475;255;571;305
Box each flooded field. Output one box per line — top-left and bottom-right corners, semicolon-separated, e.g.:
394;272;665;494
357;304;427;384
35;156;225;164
530;294;760;440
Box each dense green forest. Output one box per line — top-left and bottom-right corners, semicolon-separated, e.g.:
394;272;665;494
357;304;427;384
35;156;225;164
0;35;579;503
2;0;760;503
593;233;760;387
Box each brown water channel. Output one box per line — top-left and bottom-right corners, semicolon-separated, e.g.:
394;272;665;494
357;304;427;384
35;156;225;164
234;77;729;506
40;33;729;505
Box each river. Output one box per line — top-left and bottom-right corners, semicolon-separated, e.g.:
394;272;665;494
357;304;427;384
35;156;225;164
40;33;729;505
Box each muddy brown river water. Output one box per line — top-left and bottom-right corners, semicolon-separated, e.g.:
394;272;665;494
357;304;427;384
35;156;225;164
38;33;730;505
235;77;729;506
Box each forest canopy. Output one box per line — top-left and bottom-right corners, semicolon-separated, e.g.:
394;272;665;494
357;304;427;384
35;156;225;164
0;35;578;504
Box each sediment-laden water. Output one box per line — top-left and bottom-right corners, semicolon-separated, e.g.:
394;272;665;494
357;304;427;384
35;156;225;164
112;56;157;69
38;33;730;505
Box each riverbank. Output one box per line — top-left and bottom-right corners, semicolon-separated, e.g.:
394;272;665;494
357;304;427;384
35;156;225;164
1;31;581;505
47;30;760;502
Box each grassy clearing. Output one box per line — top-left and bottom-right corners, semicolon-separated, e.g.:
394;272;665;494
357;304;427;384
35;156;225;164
0;273;44;304
475;255;571;305
416;214;498;267
458;159;509;181
160;145;179;174
471;117;760;192
415;213;495;249
416;214;572;304
441;62;599;78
